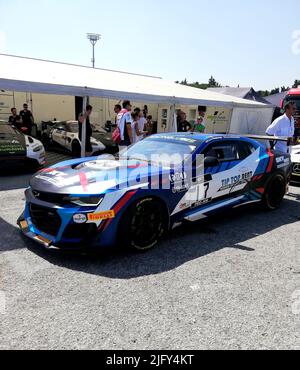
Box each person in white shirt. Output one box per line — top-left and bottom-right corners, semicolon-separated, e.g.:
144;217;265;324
134;108;147;142
266;101;296;153
116;100;133;147
138;112;147;142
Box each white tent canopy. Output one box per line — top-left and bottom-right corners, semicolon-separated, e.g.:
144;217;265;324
0;54;271;109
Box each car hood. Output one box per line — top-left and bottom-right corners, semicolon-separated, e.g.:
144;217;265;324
0;128;26;157
92;131;113;143
30;156;167;195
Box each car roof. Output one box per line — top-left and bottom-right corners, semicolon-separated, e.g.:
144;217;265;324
153;132;252;143
53;121;77;124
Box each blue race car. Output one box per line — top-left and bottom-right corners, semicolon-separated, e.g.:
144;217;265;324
18;133;292;251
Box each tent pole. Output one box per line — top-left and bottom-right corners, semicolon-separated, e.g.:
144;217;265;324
227;108;234;134
169;104;177;132
81;96;88;158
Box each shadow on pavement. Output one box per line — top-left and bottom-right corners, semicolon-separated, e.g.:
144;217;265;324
0;151;72;191
27;197;300;279
0;172;34;192
0;216;36;253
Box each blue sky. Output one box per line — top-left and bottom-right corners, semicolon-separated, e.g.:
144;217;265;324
0;0;299;90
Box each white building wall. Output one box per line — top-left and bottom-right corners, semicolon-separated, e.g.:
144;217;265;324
1;90;234;134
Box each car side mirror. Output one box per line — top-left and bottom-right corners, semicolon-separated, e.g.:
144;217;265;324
204;156;220;168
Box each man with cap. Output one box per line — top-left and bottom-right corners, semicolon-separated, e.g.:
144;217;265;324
266;101;296;153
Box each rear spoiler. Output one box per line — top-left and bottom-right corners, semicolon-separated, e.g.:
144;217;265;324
231;134;289;150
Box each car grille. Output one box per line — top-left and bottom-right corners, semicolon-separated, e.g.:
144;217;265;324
29;204;62;237
63;224;97;240
293;163;300;174
32;190;68;206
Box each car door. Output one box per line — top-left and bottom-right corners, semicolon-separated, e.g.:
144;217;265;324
52;124;67;148
64;123;76;151
172;140;241;213
187;140;257;209
202;139;261;202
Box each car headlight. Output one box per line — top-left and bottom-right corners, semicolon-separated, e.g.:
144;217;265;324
33;145;43;152
63;195;103;207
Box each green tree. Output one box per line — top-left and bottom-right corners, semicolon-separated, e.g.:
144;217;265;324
208;76;220;87
281;86;290;92
293;80;300;88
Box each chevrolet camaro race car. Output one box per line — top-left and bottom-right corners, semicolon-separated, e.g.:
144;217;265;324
41;121;106;156
0;121;45;169
18;133;292;251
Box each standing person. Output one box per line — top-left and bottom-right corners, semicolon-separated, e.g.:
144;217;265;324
117;100;133;147
143;105;148;118
78;105;93;157
9;108;22;130
193;106;207;133
136;108;147;142
266;101;296;153
113;104;122;129
19;103;34;135
131;111;140;144
177;111;192;132
145;115;153;136
193;116;205;133
114;104;122;121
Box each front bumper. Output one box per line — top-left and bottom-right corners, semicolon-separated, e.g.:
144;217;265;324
18;188;100;250
0;155;45;169
291;163;300;182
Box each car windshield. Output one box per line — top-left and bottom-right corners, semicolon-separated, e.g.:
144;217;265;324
120;138;199;166
68;123;79;133
67;122;101;133
287;97;300;111
0;123;22;139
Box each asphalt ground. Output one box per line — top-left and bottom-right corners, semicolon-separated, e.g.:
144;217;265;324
0;153;299;350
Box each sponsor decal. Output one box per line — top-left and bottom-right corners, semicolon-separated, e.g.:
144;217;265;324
87;210;115;222
179;202;190;210
169;172;187;183
191;197;212;209
36;171;79;188
73;214;87;224
77;160;121;171
172;183;190;194
0;144;24;153
276;156;285;164
219;171;253;192
151;135;198;144
239;167;250;174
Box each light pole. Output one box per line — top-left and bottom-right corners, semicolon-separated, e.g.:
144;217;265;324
87;33;101;68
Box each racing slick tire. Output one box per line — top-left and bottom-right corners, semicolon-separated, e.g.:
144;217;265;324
72;140;81;158
118;198;168;252
262;173;287;211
